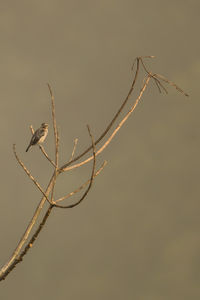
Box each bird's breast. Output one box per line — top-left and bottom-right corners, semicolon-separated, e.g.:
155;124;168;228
38;130;48;143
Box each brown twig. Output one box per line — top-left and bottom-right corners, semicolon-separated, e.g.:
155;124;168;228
56;160;107;203
0;126;97;280
47;83;59;169
52;125;96;209
154;73;189;96
68;138;78;162
47;84;60;204
139;57;189;96
153;78;168;94
13;144;52;204
29;125;34;135
131;55;155;71
39;145;57;168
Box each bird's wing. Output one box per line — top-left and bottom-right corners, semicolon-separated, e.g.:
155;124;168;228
30;129;41;145
39;128;46;136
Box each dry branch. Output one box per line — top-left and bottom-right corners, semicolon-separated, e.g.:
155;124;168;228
0;56;188;282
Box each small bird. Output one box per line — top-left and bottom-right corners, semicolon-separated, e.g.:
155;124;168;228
26;123;49;152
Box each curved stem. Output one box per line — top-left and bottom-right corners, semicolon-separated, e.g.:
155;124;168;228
60;58;140;171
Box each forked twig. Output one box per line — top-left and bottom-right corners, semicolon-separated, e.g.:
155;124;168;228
52;125;96;209
131;55;155;71
47;84;60;203
0;127;97;280
0;56;188;282
60;57;188;173
153;78;168;94
56;160;107;203
154;73;189;96
139;57;189;96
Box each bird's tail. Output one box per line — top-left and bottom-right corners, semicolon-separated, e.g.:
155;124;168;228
26;144;31;152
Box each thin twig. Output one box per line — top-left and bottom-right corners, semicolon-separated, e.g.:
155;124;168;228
47;83;59;169
68;138;78;162
30;125;34;135
131;55;155;71
13;144;53;205
154;73;189;96
153;77;168;94
56;160;107;203
139;57;189;96
47;83;60;203
153;78;162;93
52;125;96;209
39;145;57;168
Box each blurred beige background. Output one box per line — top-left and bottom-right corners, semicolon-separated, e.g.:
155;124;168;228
0;0;199;299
